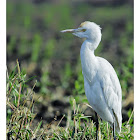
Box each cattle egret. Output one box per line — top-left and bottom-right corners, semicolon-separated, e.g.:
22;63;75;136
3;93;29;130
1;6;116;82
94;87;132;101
61;21;122;140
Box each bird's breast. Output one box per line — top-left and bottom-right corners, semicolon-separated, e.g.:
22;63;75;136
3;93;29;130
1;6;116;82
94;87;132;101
80;47;98;85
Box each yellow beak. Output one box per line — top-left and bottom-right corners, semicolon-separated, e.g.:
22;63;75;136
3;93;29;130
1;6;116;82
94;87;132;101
60;29;76;33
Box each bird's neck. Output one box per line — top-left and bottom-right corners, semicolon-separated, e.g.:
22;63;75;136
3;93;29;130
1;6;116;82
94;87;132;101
80;39;99;56
80;39;98;83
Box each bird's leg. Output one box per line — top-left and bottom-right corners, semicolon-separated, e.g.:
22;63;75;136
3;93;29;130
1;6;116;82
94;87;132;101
113;122;116;140
95;112;99;140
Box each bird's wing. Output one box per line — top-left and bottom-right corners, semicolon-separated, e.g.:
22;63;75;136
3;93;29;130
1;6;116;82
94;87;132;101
99;72;122;110
99;71;122;132
96;57;122;131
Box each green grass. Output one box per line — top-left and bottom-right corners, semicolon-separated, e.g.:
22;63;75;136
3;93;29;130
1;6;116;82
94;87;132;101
6;61;134;140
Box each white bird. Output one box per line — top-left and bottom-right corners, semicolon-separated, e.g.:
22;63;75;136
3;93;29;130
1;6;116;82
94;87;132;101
61;21;122;140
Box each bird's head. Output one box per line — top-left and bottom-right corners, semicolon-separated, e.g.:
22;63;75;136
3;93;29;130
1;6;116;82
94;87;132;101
61;21;102;42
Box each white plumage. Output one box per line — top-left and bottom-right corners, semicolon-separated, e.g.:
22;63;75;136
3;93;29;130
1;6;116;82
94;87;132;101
61;21;122;137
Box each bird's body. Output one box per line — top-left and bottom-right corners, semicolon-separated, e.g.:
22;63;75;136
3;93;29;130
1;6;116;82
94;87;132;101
61;21;122;139
81;40;122;132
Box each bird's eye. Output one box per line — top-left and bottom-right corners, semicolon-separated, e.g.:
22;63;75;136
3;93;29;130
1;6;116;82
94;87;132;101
81;29;86;32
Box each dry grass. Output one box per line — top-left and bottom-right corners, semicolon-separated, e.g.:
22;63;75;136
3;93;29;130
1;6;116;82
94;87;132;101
6;60;134;140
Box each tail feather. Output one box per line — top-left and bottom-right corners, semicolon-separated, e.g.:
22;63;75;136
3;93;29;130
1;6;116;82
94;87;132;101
113;109;122;134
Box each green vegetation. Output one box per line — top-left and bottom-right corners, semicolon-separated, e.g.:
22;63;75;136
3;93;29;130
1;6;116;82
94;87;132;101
7;0;133;139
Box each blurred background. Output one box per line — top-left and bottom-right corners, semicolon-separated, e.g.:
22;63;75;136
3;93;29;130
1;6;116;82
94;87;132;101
7;0;133;128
